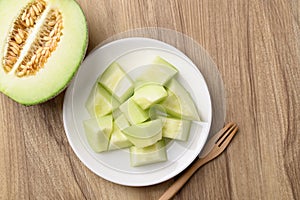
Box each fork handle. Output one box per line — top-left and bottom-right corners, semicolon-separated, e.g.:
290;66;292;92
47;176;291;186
159;157;209;200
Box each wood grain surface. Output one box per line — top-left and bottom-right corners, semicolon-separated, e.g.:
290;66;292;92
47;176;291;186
1;0;299;199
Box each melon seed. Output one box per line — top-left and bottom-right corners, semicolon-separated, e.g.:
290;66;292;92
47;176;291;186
15;35;22;44
30;8;35;17
32;5;39;15
17;29;25;39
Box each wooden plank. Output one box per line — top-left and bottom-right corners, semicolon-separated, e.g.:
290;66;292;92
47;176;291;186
0;0;299;199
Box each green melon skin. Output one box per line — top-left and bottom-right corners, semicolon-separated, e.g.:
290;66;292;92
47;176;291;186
98;62;134;103
130;140;167;167
122;119;163;148
83;115;113;153
0;0;88;105
160;79;201;121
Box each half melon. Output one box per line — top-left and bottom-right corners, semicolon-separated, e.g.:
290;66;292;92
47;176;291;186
0;0;88;105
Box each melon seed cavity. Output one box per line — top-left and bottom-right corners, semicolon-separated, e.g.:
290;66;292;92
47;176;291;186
2;0;64;78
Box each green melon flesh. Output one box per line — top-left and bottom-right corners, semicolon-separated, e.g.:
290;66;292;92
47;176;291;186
108;122;132;150
130;140;167;167
132;84;167;110
119;98;148;124
122;119;163;148
159;116;191;141
148;104;167;119
0;0;88;105
112;108;122;119
114;114;131;130
85;83;119;117
98;62;134;103
133;57;178;88
153;56;176;68
160;79;200;121
83;115;113;152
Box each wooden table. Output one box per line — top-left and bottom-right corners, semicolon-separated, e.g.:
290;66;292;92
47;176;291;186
1;0;299;199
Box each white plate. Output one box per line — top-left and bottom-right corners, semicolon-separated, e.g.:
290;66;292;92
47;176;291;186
63;37;212;186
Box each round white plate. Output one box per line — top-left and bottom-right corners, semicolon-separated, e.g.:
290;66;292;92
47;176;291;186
63;37;212;186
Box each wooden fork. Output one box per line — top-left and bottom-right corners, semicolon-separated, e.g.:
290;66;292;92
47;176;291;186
159;122;239;200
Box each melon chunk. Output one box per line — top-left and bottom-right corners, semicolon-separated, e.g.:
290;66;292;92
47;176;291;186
122;119;163;148
83;115;113;152
108;122;132;150
85;83;119;117
130;140;167;167
148;104;167;120
153;56;176;68
159;116;191;141
161;79;200;121
132;84;167;110
131;60;178;88
98;62;134;103
119;98;148;124
114;114;131;130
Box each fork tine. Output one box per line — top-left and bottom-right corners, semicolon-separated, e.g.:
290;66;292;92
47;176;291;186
214;125;229;144
221;126;238;147
215;122;235;144
217;124;238;147
216;122;237;146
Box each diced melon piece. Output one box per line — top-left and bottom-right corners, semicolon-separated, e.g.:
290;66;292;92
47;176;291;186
148;104;167;120
98;62;134;103
112;108;122;119
160;90;180;116
159;116;191;141
161;79;200;121
85;83;119;117
108;123;133;150
131;61;178;88
119;98;149;124
122;119;163;148
153;56;176;68
132;84;167;110
130;140;167;167
115;114;131;130
97;115;113;136
83;115;113;152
